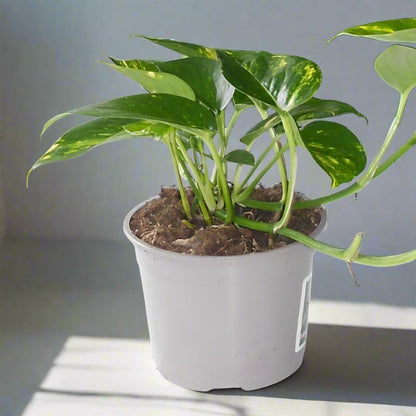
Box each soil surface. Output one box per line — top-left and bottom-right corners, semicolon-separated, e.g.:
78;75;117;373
129;184;323;256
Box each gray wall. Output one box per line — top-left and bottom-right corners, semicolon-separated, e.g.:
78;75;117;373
1;1;415;286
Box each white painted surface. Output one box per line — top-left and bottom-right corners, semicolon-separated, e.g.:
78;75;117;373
22;335;416;416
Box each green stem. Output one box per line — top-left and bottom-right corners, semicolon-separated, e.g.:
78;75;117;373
294;182;363;209
269;91;411;211
239;181;361;212
176;136;217;212
225;108;243;144
374;131;416;179
214;210;416;267
271;111;298;231
216;111;227;157
198;139;211;186
167;133;192;220
190;139;200;168
175;149;212;224
256;105;288;201
233;137;274;196
235;143;289;202
238;137;283;191
204;137;234;223
358;90;410;187
211;111;227;184
227;109;245;194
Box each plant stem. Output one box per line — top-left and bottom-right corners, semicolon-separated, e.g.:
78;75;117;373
211;111;227;184
175;149;212;224
175;136;217;212
216;111;227;156
190;138;200;168
294;182;363;209
234;143;289;202
239;182;361;212
236;136;283;194
214;210;416;267
233;139;272;196
198;139;211;186
270;91;411;211
225;108;243;144
204;137;234;223
373;130;416;178
256;105;288;201
357;90;410;187
167;133;192;220
271;111;299;231
233;145;264;197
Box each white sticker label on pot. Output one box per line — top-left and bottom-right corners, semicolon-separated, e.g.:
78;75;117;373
295;273;312;352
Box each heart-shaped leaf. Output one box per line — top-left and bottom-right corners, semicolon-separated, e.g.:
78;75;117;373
375;45;416;94
216;51;276;107
42;94;217;138
30;118;171;180
109;56;234;112
104;63;196;100
224;149;255;166
156;58;234;112
241;98;366;145
301;121;366;188
288;97;367;124
138;36;322;111
329;17;416;43
223;50;322;111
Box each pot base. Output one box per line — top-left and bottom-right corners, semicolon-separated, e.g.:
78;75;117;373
156;358;304;392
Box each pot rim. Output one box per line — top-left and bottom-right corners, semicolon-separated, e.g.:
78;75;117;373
123;196;327;263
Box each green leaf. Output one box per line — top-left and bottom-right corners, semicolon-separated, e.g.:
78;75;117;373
224;149;255;166
156;58;234;112
301;121;366;188
103;63;196;100
233;89;254;110
123;120;171;138
241;97;367;145
109;56;234;112
216;51;276;107
137;35;218;59
219;50;322;111
240;113;281;146
31;118;147;172
42;94;217;138
289;97;367;124
328;17;416;43
137;36;322;110
375;45;416;94
109;57;159;71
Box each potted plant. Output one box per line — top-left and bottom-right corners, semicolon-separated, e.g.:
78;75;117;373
28;17;416;391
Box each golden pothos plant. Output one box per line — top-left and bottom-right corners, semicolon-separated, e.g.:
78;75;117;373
29;17;416;273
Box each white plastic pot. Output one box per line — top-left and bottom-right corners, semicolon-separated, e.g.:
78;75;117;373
124;199;326;391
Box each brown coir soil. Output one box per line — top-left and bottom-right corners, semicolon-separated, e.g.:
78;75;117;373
129;184;323;256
